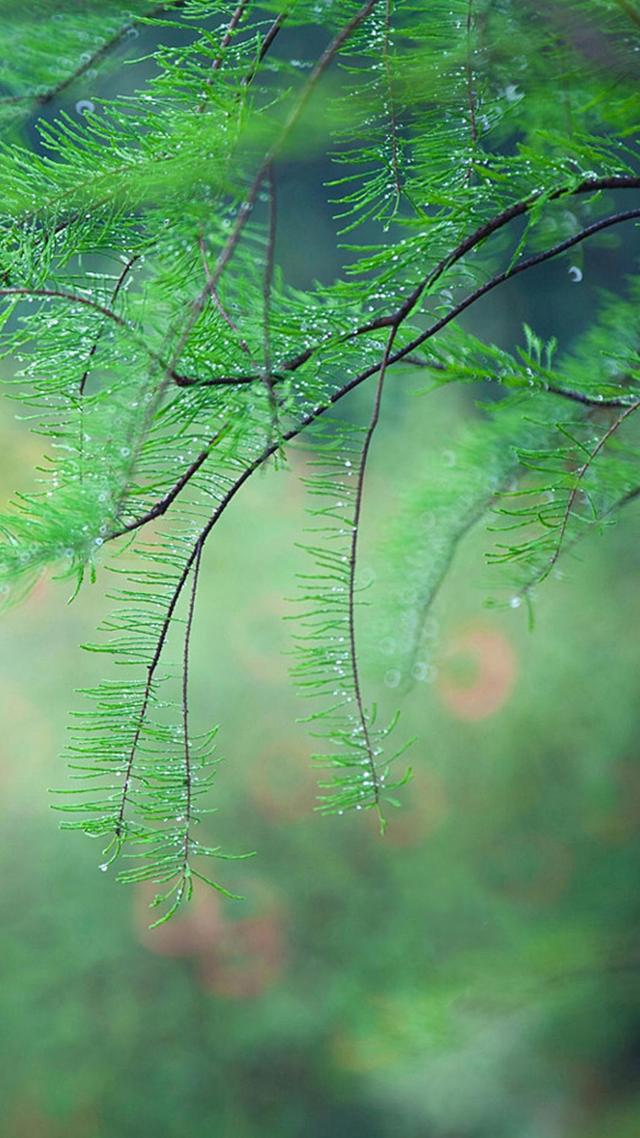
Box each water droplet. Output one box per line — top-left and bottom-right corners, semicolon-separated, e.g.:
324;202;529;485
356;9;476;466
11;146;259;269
568;265;583;283
510;596;522;608
384;668;401;689
75;99;95;115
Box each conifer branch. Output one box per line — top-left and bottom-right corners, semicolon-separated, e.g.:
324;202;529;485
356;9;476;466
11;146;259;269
534;399;640;586
399;206;640;358
198;235;251;355
79;256;140;397
206;0;381;293
382;0;402;213
346;326;398;831
108;426;229;541
113;541;196;839
196;0;250;111
384;175;640;330
3;0;639;919
172;540;203;916
176;204;640;405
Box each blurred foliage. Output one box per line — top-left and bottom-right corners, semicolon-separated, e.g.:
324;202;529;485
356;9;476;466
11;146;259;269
2;384;640;1136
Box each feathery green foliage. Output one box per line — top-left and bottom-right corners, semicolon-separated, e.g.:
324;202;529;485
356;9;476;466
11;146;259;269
0;0;638;924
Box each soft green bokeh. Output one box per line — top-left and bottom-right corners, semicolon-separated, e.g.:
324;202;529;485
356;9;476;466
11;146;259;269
1;376;640;1137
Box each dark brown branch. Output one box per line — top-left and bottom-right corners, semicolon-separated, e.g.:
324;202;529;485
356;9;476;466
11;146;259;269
0;283;206;388
176;204;640;407
0;286;130;325
615;0;640;26
189;175;640;390
115;549;194;837
368;175;640;332
395;205;640;362
198;235;251;354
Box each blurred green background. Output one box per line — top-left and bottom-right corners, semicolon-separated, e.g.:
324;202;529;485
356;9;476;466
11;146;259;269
2;13;640;1138
3;383;640;1138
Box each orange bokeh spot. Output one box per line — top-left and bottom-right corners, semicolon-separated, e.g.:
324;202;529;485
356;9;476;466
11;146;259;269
437;625;518;720
134;878;287;1000
248;738;317;824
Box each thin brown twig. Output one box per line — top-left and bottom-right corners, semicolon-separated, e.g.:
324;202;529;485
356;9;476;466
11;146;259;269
537;399;640;584
262;162;280;440
108;426;228;541
464;0;478;181
382;0;402;212
241;12;288;88
196;0;250;112
178;540;203;891
176;204;640;408
206;0;381;295
198;235;251;354
115;548;194;837
0;283;205;387
79;256;139;397
347;325;398;832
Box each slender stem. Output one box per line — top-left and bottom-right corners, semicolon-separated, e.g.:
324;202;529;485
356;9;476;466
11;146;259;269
615;0;640;27
536;400;640;585
198;235;251;354
107;208;640;557
206;0;381;294
179;205;640;406
115;551;194;837
396;207;640;358
79;257;139;397
196;0;250;111
0;284;204;387
241;12;288;88
180;541;203;876
262;162;280;440
107;426;228;541
347;325;397;830
77;255;139;485
382;0;402;212
464;0;478;166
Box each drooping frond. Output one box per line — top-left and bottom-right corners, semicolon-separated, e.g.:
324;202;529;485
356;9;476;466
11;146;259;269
291;416;412;828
